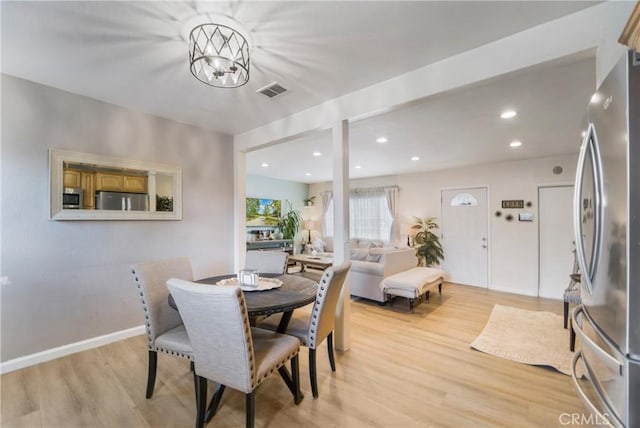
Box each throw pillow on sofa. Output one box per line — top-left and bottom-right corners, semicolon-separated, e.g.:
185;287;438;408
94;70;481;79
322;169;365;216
366;253;381;262
350;248;370;261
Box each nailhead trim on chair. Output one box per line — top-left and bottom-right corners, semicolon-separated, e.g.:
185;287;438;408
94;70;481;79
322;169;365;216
306;274;330;349
157;347;194;361
237;289;259;387
236;288;300;389
132;266;192;359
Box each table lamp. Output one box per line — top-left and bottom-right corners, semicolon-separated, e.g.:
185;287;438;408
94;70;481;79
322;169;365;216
304;220;316;244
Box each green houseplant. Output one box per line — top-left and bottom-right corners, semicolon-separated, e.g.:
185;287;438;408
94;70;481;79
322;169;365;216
411;216;444;267
278;201;302;240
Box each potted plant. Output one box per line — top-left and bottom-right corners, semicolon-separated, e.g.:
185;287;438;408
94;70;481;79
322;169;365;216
278;201;302;240
411;216;444;267
303;196;316;206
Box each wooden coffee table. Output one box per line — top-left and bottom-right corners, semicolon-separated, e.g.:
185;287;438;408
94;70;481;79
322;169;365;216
288;254;333;272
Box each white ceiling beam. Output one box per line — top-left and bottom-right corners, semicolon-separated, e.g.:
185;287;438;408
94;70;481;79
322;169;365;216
234;2;632;151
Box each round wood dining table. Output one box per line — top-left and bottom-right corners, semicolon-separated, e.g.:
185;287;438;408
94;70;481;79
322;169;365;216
168;273;318;333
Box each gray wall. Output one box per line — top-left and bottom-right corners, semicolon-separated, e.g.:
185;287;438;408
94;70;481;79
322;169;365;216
1;75;234;362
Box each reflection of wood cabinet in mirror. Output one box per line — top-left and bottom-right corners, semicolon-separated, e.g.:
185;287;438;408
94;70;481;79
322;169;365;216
81;172;95;209
63;169;82;188
50;148;182;221
95;172;123;191
123;175;147;193
95;172;147;193
64;168;96;209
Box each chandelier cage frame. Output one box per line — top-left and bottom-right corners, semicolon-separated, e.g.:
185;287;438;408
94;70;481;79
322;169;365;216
189;23;250;88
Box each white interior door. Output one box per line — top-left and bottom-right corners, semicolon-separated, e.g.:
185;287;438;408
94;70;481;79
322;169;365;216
441;187;488;287
538;185;574;299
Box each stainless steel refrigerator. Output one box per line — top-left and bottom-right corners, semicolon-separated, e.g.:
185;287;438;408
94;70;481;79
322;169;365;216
95;191;149;211
571;50;639;427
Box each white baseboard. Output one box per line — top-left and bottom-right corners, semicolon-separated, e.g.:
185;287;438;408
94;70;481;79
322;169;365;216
0;325;145;375
489;285;538;297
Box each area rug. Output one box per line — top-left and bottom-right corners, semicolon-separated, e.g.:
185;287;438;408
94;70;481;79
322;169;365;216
470;304;577;376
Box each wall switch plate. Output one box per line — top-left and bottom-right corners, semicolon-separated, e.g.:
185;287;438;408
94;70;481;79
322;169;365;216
518;212;533;221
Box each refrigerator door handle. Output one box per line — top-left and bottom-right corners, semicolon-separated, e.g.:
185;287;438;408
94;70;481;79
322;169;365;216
571;351;623;428
573;126;591;282
572;305;623;374
573;123;604;295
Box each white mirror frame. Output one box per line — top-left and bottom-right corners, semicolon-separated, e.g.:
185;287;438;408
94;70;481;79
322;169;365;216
49;148;182;221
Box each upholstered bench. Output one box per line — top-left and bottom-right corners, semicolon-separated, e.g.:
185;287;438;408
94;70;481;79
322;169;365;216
380;267;445;312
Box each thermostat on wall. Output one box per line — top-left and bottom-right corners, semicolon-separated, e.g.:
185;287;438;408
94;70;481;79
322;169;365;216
518;213;534;222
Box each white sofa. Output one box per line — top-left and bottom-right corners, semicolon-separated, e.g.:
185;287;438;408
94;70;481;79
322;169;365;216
320;237;418;303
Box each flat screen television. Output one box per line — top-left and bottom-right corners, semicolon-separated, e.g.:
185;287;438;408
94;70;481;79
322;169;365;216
246;198;281;227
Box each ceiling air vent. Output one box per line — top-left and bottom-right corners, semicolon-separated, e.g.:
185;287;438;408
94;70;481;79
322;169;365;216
257;82;288;98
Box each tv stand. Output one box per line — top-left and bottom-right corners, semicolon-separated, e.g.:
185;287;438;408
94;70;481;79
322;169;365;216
246;239;293;254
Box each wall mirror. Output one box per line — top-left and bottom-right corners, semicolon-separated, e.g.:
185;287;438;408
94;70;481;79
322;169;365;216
49;148;182;220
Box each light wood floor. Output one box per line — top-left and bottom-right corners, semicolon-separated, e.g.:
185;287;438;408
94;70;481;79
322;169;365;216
1;283;586;428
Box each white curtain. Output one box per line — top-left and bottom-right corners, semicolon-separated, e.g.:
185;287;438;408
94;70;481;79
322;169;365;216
322;187;396;242
350;187;394;241
384;187;398;242
321;191;333;237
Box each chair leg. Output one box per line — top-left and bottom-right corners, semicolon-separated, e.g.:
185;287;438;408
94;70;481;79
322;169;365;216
205;384;226;422
563;301;569;329
291;355;302;405
245;391;255;428
194;374;207;428
309;348;319;398
327;332;336;372
146;350;157;399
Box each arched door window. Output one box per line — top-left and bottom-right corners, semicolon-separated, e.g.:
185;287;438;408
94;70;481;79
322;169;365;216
450;192;478;207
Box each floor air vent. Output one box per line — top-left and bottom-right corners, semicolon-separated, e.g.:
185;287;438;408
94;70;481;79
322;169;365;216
257;82;288;98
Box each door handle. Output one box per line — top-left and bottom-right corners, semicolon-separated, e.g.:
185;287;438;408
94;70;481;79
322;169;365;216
574;125;590;278
571;351;622;428
571;305;623;373
573;123;604;295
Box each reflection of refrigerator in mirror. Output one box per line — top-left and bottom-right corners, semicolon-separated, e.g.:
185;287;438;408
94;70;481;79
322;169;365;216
95;191;149;211
570;51;639;428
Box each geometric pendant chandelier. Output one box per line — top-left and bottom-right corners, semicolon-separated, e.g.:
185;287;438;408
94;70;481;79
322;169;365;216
188;22;250;88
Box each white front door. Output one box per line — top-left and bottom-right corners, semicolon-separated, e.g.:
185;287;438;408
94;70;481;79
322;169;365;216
538;185;574;299
441;187;488;287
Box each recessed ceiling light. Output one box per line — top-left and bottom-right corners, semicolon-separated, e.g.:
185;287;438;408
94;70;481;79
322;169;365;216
312;151;322;157
500;110;517;119
355;165;362;169
261;163;269;167
411;156;420;161
376;137;388;143
510;141;522;148
581;131;587;138
590;93;601;104
305;172;311;176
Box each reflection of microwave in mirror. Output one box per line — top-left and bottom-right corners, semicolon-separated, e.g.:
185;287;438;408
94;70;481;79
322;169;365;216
62;187;82;209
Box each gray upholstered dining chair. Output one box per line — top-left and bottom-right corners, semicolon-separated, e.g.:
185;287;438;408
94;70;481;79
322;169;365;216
245;250;289;274
166;278;302;428
259;262;351;398
131;257;194;399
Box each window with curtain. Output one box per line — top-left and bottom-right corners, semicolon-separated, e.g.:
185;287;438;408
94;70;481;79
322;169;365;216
322;187;395;241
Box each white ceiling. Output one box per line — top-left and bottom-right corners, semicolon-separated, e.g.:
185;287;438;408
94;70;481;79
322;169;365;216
1;1;599;182
247;52;596;183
